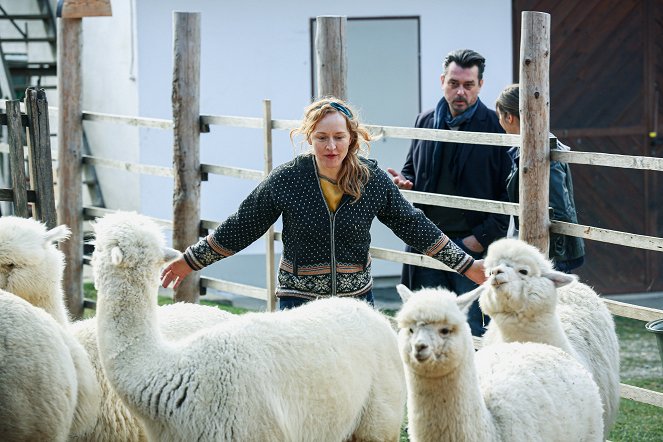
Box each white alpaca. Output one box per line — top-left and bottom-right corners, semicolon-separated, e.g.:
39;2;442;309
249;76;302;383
71;303;232;441
0;216;100;437
396;285;603;442
93;211;406;442
0;291;78;441
0;215;232;441
470;238;620;436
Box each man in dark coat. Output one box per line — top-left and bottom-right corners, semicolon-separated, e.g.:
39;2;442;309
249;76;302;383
388;48;511;336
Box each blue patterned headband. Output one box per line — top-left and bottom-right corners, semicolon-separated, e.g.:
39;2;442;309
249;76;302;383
324;101;353;119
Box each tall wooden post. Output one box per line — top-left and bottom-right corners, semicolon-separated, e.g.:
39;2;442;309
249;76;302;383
315;16;347;100
519;11;551;255
172;12;201;303
57;17;84;318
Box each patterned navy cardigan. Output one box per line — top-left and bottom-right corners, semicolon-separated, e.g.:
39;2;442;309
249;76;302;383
184;154;474;300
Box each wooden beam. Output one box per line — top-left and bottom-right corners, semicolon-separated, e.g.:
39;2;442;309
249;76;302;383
518;11;551;256
263;99;276;311
57;0;112;18
57;18;84;318
315;16;347;100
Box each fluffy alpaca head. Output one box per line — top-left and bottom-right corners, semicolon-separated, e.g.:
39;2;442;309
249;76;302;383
0;216;70;304
396;284;475;378
91;212;179;287
477;238;577;318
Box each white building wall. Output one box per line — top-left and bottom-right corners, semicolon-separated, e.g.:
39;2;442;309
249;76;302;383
81;0;512;288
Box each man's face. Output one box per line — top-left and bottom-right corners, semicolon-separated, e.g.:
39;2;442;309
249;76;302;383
441;61;483;117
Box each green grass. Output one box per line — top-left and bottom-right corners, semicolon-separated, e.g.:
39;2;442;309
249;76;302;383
83;285;663;440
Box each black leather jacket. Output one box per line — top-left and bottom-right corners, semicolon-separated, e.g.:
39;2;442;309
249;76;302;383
184;154;473;299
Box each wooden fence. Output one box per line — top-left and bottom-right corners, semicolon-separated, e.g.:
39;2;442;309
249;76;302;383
51;11;663;416
0;88;57;227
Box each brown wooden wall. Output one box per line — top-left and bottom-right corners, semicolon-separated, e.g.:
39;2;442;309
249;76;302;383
513;0;663;294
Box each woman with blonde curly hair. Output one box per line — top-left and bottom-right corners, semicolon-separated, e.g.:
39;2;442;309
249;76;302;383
162;97;485;309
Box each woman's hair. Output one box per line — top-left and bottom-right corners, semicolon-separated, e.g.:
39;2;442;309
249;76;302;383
495;83;520;118
290;97;371;202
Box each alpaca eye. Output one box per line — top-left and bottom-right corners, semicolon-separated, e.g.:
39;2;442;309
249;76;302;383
439;328;450;336
519;269;528;275
408;328;414;334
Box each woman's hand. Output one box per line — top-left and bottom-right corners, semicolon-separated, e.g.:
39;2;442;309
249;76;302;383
463;259;487;285
161;257;194;289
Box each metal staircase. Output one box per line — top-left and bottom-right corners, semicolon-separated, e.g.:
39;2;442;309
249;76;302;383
0;0;57;100
0;0;105;211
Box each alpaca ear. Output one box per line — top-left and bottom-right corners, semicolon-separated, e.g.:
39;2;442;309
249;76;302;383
542;270;577;288
163;247;181;264
44;224;71;244
110;247;124;266
456;285;485;314
396;284;413;303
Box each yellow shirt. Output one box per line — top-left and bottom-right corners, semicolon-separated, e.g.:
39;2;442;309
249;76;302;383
319;176;344;212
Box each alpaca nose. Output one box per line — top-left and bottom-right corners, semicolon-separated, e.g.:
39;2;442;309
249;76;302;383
490;267;503;276
415;342;428;352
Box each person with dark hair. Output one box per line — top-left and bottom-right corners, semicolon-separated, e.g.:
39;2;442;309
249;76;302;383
388;48;511;336
495;84;585;272
161;97;487;310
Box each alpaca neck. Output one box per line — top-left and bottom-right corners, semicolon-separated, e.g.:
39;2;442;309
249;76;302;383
96;269;164;365
407;350;496;442
499;311;574;354
19;283;70;326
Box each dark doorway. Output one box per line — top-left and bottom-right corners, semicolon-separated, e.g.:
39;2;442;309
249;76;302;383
512;0;662;294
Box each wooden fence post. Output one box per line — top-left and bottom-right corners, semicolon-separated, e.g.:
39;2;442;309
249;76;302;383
263;99;276;311
25;88;57;229
6;100;28;218
315;16;347;100
57;17;84;318
519;11;551;255
172;11;201;303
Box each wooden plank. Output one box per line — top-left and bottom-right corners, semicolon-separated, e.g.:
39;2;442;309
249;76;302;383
83;206;173;229
82;111;172;129
200;164;263;180
24;88;57;228
551;221;663;252
200;115;262;129
82;155;174;177
5;100;28;217
263;100;276;312
519;11;551;256
200;276;269;301
365;124;521;147
0;188;36;202
553;150;663;172
315;16;347;99
401;190;520;216
620;383;663;408
271;119;301;131
0;113;29;126
369;246;453;271
604;299;663;323
171;12;201;303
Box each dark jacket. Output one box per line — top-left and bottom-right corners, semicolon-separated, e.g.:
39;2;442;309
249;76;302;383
507;139;585;267
400;99;511;286
184;154;474;300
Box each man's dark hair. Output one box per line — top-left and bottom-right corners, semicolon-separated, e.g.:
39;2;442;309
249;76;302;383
443;49;486;80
